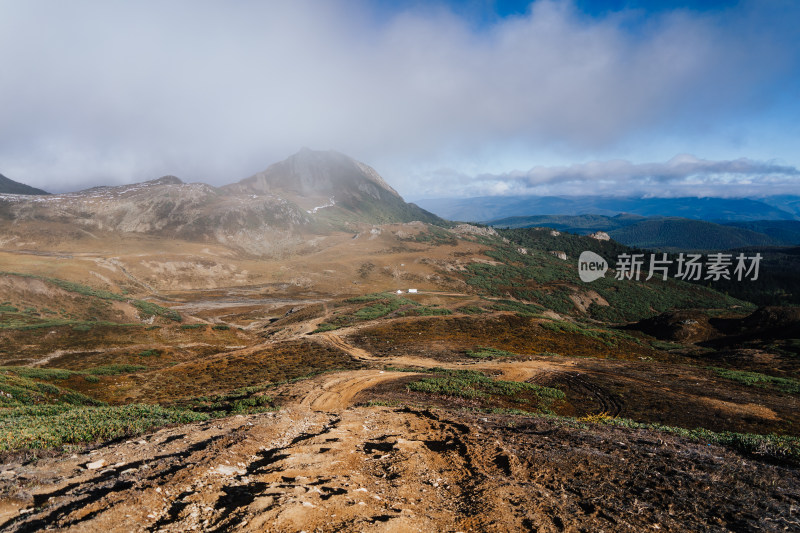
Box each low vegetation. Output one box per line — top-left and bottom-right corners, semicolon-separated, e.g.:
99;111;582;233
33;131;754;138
577;412;800;465
464;346;518;359
407;368;564;413
460;231;753;322
539;319;641;347
711;367;800;395
0;404;209;451
173;384;278;417
0;271;182;325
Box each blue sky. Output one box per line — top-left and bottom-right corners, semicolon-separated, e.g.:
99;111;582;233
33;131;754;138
0;0;798;198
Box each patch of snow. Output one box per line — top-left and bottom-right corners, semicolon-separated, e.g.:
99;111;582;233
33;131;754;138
307;196;336;214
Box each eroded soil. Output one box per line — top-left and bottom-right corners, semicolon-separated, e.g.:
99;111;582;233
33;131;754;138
1;286;799;531
1;404;798;532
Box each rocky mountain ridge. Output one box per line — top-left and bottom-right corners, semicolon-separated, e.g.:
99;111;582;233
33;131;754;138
0;150;442;255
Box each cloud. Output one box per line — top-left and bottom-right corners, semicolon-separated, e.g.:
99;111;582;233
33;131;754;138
0;0;797;193
418;155;800;198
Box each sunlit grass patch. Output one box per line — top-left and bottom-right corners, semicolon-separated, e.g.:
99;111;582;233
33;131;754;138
0;272;181;323
575;413;800;465
0;371;103;407
407;368;564;413
710;367;800;395
0;404;208;451
539;319;641;347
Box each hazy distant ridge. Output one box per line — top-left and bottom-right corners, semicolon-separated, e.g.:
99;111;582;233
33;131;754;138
417;195;800;222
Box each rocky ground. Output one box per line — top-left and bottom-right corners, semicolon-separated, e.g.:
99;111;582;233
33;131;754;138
1;396;798;532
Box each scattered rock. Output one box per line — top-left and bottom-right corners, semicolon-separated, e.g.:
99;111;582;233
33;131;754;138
215;465;245;476
86;459;106;470
451;224;498;238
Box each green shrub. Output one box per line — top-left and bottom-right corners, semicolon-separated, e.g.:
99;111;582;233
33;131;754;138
0;404;209;451
465;347;518;359
88;365;147;376
133;301;182;322
313;323;340;333
407;368;564;410
711;367;800;395
0;367;76;380
457;306;486;315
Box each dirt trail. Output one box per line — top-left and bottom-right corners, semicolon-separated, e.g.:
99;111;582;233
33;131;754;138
298;332;581;414
320;333;374;361
319;332;572;378
299;370;421;411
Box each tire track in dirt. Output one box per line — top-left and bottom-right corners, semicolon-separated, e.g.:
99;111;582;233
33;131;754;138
298;370;421;411
319;333;374;362
3;403;796;531
307;333;576;412
2;407;569;532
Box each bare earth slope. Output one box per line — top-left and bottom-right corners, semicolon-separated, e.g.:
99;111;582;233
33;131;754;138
2;403;797;532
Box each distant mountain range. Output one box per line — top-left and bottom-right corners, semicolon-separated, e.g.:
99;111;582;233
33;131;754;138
5;154;798;253
416;195;800;222
490;214;800;250
0;150;442;256
0;173;49;195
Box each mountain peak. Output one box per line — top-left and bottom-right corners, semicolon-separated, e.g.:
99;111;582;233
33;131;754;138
147;175;184;186
234;148;399;201
224;149;441;225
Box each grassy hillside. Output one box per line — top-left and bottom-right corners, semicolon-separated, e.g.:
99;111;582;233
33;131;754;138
609;218;778;250
0;272;181;329
492;215;800;250
461;228;750;322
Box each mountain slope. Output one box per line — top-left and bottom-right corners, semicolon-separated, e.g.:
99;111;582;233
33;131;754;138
0;150;445;255
491;213;647;232
608;218;780;250
0;174;48;195
720;220;800;246
491;214;800;249
226;148;444;226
